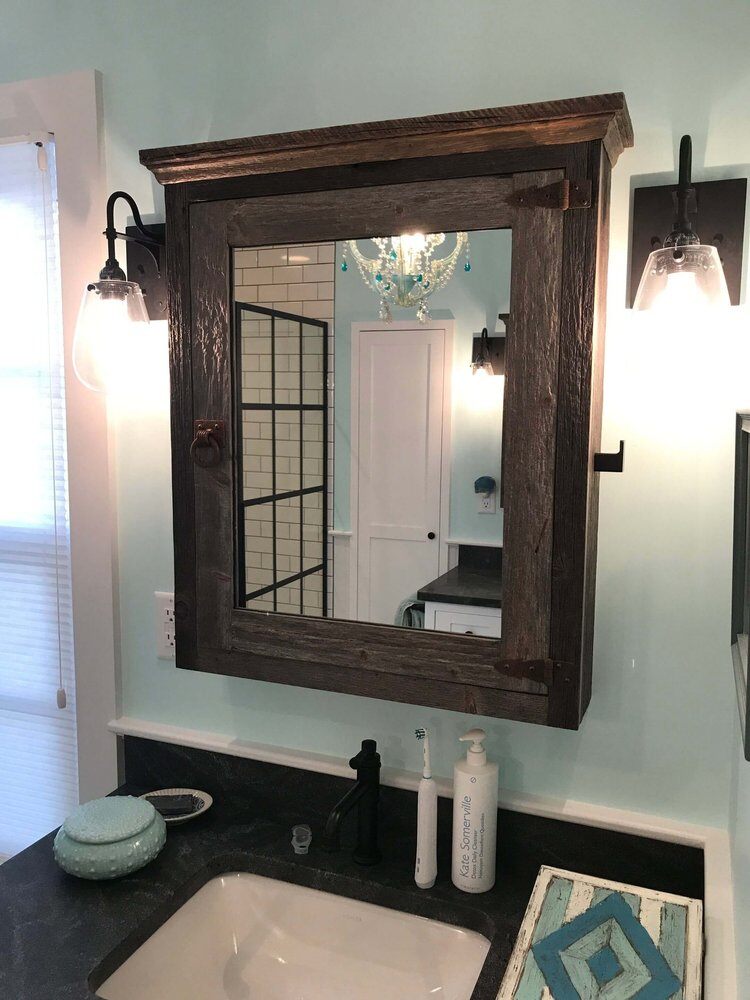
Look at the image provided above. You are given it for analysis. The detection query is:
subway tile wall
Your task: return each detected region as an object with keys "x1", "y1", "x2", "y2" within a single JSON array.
[{"x1": 234, "y1": 244, "x2": 335, "y2": 618}]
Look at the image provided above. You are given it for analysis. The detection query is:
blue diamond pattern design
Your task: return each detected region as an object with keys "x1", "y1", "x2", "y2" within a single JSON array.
[
  {"x1": 588, "y1": 944, "x2": 622, "y2": 986},
  {"x1": 532, "y1": 892, "x2": 682, "y2": 999}
]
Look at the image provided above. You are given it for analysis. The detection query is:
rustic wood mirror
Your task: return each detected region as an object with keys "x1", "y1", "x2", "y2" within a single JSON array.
[{"x1": 141, "y1": 93, "x2": 633, "y2": 730}]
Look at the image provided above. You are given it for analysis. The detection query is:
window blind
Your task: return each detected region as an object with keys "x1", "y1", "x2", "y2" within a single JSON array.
[{"x1": 0, "y1": 137, "x2": 78, "y2": 858}]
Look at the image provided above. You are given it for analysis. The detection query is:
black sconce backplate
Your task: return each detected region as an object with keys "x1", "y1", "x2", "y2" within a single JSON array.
[
  {"x1": 126, "y1": 222, "x2": 167, "y2": 320},
  {"x1": 629, "y1": 177, "x2": 747, "y2": 307},
  {"x1": 471, "y1": 335, "x2": 506, "y2": 375}
]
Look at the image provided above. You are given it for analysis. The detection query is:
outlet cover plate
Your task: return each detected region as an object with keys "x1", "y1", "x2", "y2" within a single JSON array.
[
  {"x1": 478, "y1": 493, "x2": 496, "y2": 514},
  {"x1": 154, "y1": 591, "x2": 175, "y2": 660}
]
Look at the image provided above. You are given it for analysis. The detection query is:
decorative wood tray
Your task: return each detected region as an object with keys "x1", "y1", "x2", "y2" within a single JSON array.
[{"x1": 498, "y1": 866, "x2": 703, "y2": 999}]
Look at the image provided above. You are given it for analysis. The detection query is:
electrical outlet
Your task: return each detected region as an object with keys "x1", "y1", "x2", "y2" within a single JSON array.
[
  {"x1": 154, "y1": 591, "x2": 175, "y2": 660},
  {"x1": 478, "y1": 492, "x2": 496, "y2": 514}
]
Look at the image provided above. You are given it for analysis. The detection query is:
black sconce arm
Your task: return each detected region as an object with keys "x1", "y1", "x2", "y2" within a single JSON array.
[
  {"x1": 665, "y1": 135, "x2": 699, "y2": 249},
  {"x1": 100, "y1": 190, "x2": 165, "y2": 281}
]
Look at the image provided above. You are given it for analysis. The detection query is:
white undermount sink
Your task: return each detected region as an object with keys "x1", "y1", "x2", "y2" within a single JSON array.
[{"x1": 97, "y1": 871, "x2": 490, "y2": 1000}]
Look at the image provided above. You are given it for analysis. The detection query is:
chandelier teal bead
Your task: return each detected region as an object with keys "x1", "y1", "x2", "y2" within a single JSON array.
[{"x1": 341, "y1": 231, "x2": 469, "y2": 323}]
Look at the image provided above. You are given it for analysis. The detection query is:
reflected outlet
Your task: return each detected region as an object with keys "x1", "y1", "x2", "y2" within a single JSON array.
[{"x1": 478, "y1": 493, "x2": 496, "y2": 514}]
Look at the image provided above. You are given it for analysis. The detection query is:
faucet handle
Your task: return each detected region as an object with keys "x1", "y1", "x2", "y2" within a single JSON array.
[{"x1": 349, "y1": 739, "x2": 380, "y2": 771}]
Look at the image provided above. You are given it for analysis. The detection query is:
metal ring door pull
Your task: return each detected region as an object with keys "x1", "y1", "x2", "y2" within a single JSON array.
[{"x1": 190, "y1": 419, "x2": 225, "y2": 468}]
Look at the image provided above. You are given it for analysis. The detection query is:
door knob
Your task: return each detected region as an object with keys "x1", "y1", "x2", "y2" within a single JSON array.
[{"x1": 427, "y1": 532, "x2": 436, "y2": 540}]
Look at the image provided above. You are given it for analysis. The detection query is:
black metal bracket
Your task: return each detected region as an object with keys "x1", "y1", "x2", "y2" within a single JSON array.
[
  {"x1": 471, "y1": 329, "x2": 506, "y2": 376},
  {"x1": 99, "y1": 190, "x2": 162, "y2": 278},
  {"x1": 497, "y1": 659, "x2": 557, "y2": 686},
  {"x1": 594, "y1": 440, "x2": 625, "y2": 473},
  {"x1": 508, "y1": 178, "x2": 592, "y2": 210},
  {"x1": 126, "y1": 223, "x2": 167, "y2": 320},
  {"x1": 97, "y1": 190, "x2": 167, "y2": 320},
  {"x1": 496, "y1": 659, "x2": 578, "y2": 688}
]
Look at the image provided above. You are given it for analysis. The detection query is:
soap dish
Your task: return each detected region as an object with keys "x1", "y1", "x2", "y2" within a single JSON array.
[{"x1": 139, "y1": 788, "x2": 213, "y2": 825}]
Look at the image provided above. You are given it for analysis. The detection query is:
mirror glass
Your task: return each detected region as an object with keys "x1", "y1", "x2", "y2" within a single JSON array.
[{"x1": 233, "y1": 229, "x2": 511, "y2": 636}]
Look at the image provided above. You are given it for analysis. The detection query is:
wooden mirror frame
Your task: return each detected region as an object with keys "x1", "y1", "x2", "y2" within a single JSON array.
[{"x1": 141, "y1": 93, "x2": 633, "y2": 730}]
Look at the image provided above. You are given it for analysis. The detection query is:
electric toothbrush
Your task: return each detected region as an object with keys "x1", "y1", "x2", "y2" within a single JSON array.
[{"x1": 414, "y1": 727, "x2": 438, "y2": 889}]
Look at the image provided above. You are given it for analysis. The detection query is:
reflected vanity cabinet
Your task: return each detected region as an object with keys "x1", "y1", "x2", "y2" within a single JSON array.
[{"x1": 141, "y1": 93, "x2": 633, "y2": 730}]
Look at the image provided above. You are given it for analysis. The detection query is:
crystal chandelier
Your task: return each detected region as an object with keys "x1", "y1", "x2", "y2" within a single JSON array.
[{"x1": 341, "y1": 231, "x2": 470, "y2": 322}]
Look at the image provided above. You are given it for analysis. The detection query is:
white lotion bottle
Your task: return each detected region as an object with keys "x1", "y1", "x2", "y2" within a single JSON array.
[{"x1": 451, "y1": 728, "x2": 498, "y2": 893}]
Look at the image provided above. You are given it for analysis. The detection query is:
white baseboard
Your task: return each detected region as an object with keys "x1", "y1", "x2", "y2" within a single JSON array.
[{"x1": 109, "y1": 715, "x2": 736, "y2": 998}]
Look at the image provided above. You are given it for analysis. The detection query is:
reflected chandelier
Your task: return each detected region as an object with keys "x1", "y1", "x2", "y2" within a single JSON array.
[{"x1": 341, "y1": 232, "x2": 470, "y2": 323}]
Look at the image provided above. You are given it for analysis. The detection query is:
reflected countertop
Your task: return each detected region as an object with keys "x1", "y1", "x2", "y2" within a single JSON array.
[{"x1": 417, "y1": 565, "x2": 502, "y2": 608}]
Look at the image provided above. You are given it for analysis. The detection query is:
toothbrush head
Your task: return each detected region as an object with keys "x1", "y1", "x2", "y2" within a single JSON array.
[{"x1": 415, "y1": 727, "x2": 432, "y2": 777}]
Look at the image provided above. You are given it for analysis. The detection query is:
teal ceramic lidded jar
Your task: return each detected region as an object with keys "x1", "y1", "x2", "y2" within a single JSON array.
[{"x1": 53, "y1": 796, "x2": 166, "y2": 880}]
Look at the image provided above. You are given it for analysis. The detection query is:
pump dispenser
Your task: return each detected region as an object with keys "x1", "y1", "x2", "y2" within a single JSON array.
[
  {"x1": 460, "y1": 728, "x2": 488, "y2": 765},
  {"x1": 451, "y1": 728, "x2": 498, "y2": 893}
]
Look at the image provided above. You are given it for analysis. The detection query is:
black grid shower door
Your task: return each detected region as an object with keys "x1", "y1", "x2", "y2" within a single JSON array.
[{"x1": 235, "y1": 302, "x2": 328, "y2": 617}]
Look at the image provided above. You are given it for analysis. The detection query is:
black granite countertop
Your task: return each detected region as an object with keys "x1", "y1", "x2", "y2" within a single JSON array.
[
  {"x1": 417, "y1": 565, "x2": 502, "y2": 608},
  {"x1": 0, "y1": 737, "x2": 704, "y2": 1000}
]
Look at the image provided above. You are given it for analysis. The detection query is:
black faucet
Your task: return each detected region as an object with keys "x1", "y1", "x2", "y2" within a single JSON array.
[{"x1": 324, "y1": 739, "x2": 381, "y2": 865}]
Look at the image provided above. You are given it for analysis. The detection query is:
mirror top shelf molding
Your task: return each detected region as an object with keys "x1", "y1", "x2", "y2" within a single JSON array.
[{"x1": 140, "y1": 92, "x2": 633, "y2": 185}]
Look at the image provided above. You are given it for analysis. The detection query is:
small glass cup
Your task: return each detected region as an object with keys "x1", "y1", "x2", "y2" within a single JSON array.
[{"x1": 291, "y1": 824, "x2": 313, "y2": 855}]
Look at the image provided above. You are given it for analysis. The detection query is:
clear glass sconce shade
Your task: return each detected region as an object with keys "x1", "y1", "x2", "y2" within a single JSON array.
[
  {"x1": 633, "y1": 244, "x2": 730, "y2": 313},
  {"x1": 471, "y1": 360, "x2": 493, "y2": 377},
  {"x1": 73, "y1": 279, "x2": 150, "y2": 392}
]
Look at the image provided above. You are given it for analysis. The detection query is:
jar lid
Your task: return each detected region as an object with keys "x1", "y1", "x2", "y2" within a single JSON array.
[{"x1": 62, "y1": 796, "x2": 157, "y2": 845}]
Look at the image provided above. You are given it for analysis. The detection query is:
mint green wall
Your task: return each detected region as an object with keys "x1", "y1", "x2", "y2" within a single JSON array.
[
  {"x1": 730, "y1": 721, "x2": 750, "y2": 989},
  {"x1": 332, "y1": 230, "x2": 510, "y2": 541},
  {"x1": 4, "y1": 5, "x2": 750, "y2": 975}
]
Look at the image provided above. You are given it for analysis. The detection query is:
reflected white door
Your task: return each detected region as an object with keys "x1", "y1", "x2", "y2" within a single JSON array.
[{"x1": 353, "y1": 325, "x2": 449, "y2": 625}]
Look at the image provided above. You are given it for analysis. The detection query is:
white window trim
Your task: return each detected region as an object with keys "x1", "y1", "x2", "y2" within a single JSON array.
[{"x1": 0, "y1": 70, "x2": 119, "y2": 802}]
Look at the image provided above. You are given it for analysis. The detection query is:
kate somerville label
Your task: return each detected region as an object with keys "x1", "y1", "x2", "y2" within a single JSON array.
[{"x1": 457, "y1": 794, "x2": 487, "y2": 881}]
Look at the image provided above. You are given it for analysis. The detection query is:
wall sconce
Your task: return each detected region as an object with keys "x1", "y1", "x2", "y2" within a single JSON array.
[
  {"x1": 73, "y1": 191, "x2": 166, "y2": 392},
  {"x1": 630, "y1": 135, "x2": 746, "y2": 311},
  {"x1": 471, "y1": 321, "x2": 506, "y2": 377}
]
